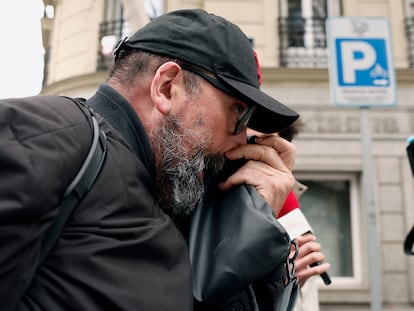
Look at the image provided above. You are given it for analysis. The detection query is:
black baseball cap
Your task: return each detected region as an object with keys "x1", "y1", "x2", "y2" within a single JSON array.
[{"x1": 114, "y1": 9, "x2": 299, "y2": 133}]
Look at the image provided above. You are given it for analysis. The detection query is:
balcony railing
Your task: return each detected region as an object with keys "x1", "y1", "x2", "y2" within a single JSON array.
[
  {"x1": 97, "y1": 19, "x2": 129, "y2": 71},
  {"x1": 278, "y1": 17, "x2": 328, "y2": 68},
  {"x1": 405, "y1": 16, "x2": 414, "y2": 68}
]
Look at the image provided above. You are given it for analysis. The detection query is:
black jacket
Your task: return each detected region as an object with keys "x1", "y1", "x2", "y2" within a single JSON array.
[{"x1": 0, "y1": 84, "x2": 193, "y2": 311}]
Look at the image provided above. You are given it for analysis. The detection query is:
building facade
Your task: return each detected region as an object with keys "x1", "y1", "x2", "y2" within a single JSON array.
[{"x1": 41, "y1": 0, "x2": 414, "y2": 310}]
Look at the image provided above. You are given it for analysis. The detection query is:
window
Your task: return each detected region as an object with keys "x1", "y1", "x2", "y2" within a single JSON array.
[
  {"x1": 296, "y1": 173, "x2": 362, "y2": 285},
  {"x1": 97, "y1": 0, "x2": 165, "y2": 71},
  {"x1": 405, "y1": 0, "x2": 414, "y2": 67},
  {"x1": 145, "y1": 0, "x2": 164, "y2": 20},
  {"x1": 98, "y1": 0, "x2": 130, "y2": 70},
  {"x1": 285, "y1": 0, "x2": 327, "y2": 48},
  {"x1": 406, "y1": 0, "x2": 414, "y2": 16},
  {"x1": 278, "y1": 0, "x2": 342, "y2": 67}
]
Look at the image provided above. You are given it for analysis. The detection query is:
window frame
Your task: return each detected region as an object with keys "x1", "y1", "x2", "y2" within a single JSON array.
[
  {"x1": 405, "y1": 0, "x2": 414, "y2": 67},
  {"x1": 294, "y1": 171, "x2": 363, "y2": 288},
  {"x1": 278, "y1": 0, "x2": 342, "y2": 67},
  {"x1": 405, "y1": 0, "x2": 414, "y2": 16}
]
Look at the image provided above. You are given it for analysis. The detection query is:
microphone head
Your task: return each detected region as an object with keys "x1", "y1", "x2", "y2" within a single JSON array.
[
  {"x1": 277, "y1": 208, "x2": 313, "y2": 240},
  {"x1": 277, "y1": 191, "x2": 300, "y2": 218}
]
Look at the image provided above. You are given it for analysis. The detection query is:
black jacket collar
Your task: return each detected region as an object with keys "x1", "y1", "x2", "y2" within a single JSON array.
[{"x1": 87, "y1": 83, "x2": 155, "y2": 178}]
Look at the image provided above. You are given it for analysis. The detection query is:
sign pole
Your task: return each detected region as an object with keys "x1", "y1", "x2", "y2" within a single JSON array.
[
  {"x1": 360, "y1": 107, "x2": 382, "y2": 311},
  {"x1": 327, "y1": 17, "x2": 396, "y2": 310}
]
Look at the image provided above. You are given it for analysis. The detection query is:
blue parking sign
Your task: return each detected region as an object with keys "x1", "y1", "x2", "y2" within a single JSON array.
[
  {"x1": 327, "y1": 17, "x2": 396, "y2": 107},
  {"x1": 336, "y1": 38, "x2": 389, "y2": 87}
]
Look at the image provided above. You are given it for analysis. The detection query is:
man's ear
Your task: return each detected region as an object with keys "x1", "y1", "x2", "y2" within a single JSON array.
[{"x1": 150, "y1": 62, "x2": 182, "y2": 115}]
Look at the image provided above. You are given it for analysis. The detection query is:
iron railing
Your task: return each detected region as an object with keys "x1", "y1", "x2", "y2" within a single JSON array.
[
  {"x1": 405, "y1": 16, "x2": 414, "y2": 68},
  {"x1": 96, "y1": 16, "x2": 414, "y2": 71},
  {"x1": 278, "y1": 16, "x2": 328, "y2": 68},
  {"x1": 97, "y1": 19, "x2": 128, "y2": 71}
]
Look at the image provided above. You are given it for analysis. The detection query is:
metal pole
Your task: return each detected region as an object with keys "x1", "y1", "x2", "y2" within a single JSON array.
[{"x1": 360, "y1": 107, "x2": 382, "y2": 311}]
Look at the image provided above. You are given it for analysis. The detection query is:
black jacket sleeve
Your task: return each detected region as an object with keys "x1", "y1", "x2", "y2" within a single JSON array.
[{"x1": 0, "y1": 96, "x2": 92, "y2": 309}]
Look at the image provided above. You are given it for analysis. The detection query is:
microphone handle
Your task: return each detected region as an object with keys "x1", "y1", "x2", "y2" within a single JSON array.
[
  {"x1": 309, "y1": 262, "x2": 332, "y2": 285},
  {"x1": 406, "y1": 136, "x2": 414, "y2": 177}
]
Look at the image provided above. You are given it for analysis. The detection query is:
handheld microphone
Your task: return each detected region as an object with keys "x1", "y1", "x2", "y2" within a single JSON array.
[{"x1": 278, "y1": 206, "x2": 332, "y2": 285}]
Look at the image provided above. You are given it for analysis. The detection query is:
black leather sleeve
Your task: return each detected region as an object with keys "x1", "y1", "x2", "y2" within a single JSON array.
[{"x1": 0, "y1": 96, "x2": 92, "y2": 310}]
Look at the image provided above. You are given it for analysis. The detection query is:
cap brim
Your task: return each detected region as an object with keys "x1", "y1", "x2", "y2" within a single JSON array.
[{"x1": 218, "y1": 75, "x2": 299, "y2": 133}]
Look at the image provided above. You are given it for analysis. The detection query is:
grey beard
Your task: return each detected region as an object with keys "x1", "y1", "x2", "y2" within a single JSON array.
[{"x1": 151, "y1": 116, "x2": 225, "y2": 216}]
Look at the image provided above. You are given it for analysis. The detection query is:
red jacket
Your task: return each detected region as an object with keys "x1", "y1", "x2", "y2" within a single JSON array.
[{"x1": 277, "y1": 191, "x2": 300, "y2": 218}]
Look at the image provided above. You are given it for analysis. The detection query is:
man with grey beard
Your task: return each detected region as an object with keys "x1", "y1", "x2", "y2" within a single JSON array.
[
  {"x1": 0, "y1": 9, "x2": 298, "y2": 311},
  {"x1": 152, "y1": 113, "x2": 226, "y2": 216}
]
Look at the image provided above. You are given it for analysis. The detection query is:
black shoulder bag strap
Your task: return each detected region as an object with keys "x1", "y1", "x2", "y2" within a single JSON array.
[
  {"x1": 9, "y1": 98, "x2": 107, "y2": 311},
  {"x1": 39, "y1": 98, "x2": 108, "y2": 263}
]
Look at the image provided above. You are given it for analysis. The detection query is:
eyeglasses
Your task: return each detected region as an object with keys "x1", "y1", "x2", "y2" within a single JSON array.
[
  {"x1": 234, "y1": 104, "x2": 256, "y2": 135},
  {"x1": 178, "y1": 62, "x2": 256, "y2": 135}
]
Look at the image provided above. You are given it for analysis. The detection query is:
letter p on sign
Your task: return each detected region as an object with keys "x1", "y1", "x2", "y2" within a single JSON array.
[{"x1": 341, "y1": 41, "x2": 376, "y2": 84}]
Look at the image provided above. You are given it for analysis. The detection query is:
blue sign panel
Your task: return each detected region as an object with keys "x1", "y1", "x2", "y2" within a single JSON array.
[{"x1": 336, "y1": 38, "x2": 389, "y2": 87}]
